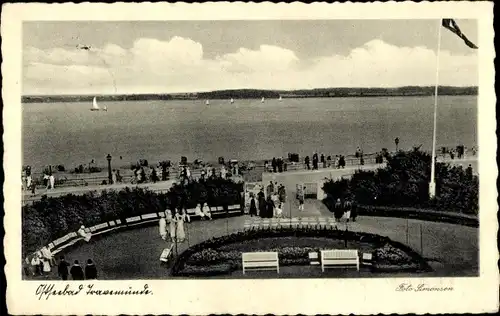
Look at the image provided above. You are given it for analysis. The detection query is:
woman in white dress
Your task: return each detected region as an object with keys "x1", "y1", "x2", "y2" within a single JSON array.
[
  {"x1": 274, "y1": 202, "x2": 284, "y2": 218},
  {"x1": 49, "y1": 174, "x2": 55, "y2": 189},
  {"x1": 166, "y1": 209, "x2": 175, "y2": 241},
  {"x1": 194, "y1": 203, "x2": 204, "y2": 219},
  {"x1": 77, "y1": 225, "x2": 92, "y2": 242},
  {"x1": 159, "y1": 213, "x2": 167, "y2": 240},
  {"x1": 175, "y1": 209, "x2": 190, "y2": 242},
  {"x1": 202, "y1": 202, "x2": 212, "y2": 220},
  {"x1": 42, "y1": 258, "x2": 51, "y2": 275}
]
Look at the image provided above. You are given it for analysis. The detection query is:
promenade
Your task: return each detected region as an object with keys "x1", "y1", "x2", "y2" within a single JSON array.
[{"x1": 22, "y1": 156, "x2": 477, "y2": 205}]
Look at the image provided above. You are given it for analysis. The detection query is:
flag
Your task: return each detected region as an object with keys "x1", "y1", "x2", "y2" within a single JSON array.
[{"x1": 442, "y1": 19, "x2": 478, "y2": 49}]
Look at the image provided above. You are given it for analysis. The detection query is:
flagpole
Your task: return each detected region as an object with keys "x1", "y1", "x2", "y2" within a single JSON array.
[{"x1": 429, "y1": 19, "x2": 442, "y2": 198}]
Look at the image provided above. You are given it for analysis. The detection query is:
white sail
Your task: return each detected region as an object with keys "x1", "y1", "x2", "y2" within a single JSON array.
[
  {"x1": 230, "y1": 98, "x2": 234, "y2": 104},
  {"x1": 261, "y1": 97, "x2": 265, "y2": 103},
  {"x1": 91, "y1": 97, "x2": 100, "y2": 110},
  {"x1": 279, "y1": 96, "x2": 282, "y2": 101},
  {"x1": 205, "y1": 99, "x2": 210, "y2": 105},
  {"x1": 103, "y1": 105, "x2": 108, "y2": 111}
]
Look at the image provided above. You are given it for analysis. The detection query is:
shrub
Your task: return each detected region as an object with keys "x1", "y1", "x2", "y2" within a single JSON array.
[
  {"x1": 322, "y1": 149, "x2": 478, "y2": 214},
  {"x1": 22, "y1": 179, "x2": 243, "y2": 257}
]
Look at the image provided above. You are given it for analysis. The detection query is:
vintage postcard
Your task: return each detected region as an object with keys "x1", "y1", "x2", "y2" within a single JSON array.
[{"x1": 3, "y1": 1, "x2": 498, "y2": 314}]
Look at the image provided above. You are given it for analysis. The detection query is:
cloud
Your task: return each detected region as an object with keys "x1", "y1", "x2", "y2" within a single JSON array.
[{"x1": 23, "y1": 37, "x2": 478, "y2": 95}]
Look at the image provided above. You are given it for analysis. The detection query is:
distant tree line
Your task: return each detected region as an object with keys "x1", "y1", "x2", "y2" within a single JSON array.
[{"x1": 22, "y1": 86, "x2": 478, "y2": 103}]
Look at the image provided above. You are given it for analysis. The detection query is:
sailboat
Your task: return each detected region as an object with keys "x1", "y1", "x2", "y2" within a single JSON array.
[
  {"x1": 261, "y1": 97, "x2": 265, "y2": 103},
  {"x1": 205, "y1": 99, "x2": 210, "y2": 105},
  {"x1": 103, "y1": 105, "x2": 108, "y2": 112},
  {"x1": 279, "y1": 95, "x2": 283, "y2": 101},
  {"x1": 90, "y1": 97, "x2": 100, "y2": 111},
  {"x1": 230, "y1": 98, "x2": 234, "y2": 104}
]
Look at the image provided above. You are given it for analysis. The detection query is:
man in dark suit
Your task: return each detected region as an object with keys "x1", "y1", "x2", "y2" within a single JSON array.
[
  {"x1": 70, "y1": 260, "x2": 84, "y2": 280},
  {"x1": 85, "y1": 259, "x2": 98, "y2": 280},
  {"x1": 57, "y1": 256, "x2": 70, "y2": 280}
]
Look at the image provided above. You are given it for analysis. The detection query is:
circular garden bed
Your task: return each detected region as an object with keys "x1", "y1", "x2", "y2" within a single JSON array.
[{"x1": 171, "y1": 227, "x2": 432, "y2": 277}]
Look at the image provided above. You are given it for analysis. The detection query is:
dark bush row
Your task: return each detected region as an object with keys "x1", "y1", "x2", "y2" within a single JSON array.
[
  {"x1": 22, "y1": 178, "x2": 244, "y2": 257},
  {"x1": 171, "y1": 226, "x2": 431, "y2": 276},
  {"x1": 322, "y1": 149, "x2": 478, "y2": 215}
]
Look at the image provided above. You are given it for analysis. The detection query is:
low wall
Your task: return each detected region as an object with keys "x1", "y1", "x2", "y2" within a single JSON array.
[{"x1": 355, "y1": 205, "x2": 478, "y2": 227}]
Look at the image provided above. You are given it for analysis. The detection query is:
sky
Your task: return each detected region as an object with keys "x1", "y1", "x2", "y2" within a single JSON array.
[{"x1": 22, "y1": 20, "x2": 478, "y2": 95}]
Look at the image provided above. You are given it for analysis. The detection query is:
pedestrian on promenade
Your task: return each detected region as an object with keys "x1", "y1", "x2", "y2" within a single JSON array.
[
  {"x1": 165, "y1": 209, "x2": 175, "y2": 241},
  {"x1": 466, "y1": 164, "x2": 473, "y2": 180},
  {"x1": 326, "y1": 155, "x2": 332, "y2": 167},
  {"x1": 298, "y1": 195, "x2": 304, "y2": 212},
  {"x1": 312, "y1": 152, "x2": 318, "y2": 170},
  {"x1": 321, "y1": 154, "x2": 325, "y2": 168},
  {"x1": 272, "y1": 157, "x2": 277, "y2": 173},
  {"x1": 334, "y1": 198, "x2": 344, "y2": 221},
  {"x1": 85, "y1": 259, "x2": 98, "y2": 280},
  {"x1": 57, "y1": 256, "x2": 70, "y2": 280},
  {"x1": 70, "y1": 260, "x2": 85, "y2": 280},
  {"x1": 111, "y1": 169, "x2": 117, "y2": 184},
  {"x1": 265, "y1": 195, "x2": 275, "y2": 218},
  {"x1": 249, "y1": 194, "x2": 257, "y2": 217},
  {"x1": 159, "y1": 213, "x2": 168, "y2": 240},
  {"x1": 151, "y1": 167, "x2": 158, "y2": 183},
  {"x1": 338, "y1": 155, "x2": 346, "y2": 169},
  {"x1": 305, "y1": 156, "x2": 310, "y2": 170},
  {"x1": 344, "y1": 199, "x2": 352, "y2": 222},
  {"x1": 258, "y1": 189, "x2": 266, "y2": 217}
]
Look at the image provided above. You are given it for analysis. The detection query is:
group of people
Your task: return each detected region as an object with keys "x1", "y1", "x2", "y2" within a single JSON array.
[
  {"x1": 305, "y1": 152, "x2": 347, "y2": 170},
  {"x1": 248, "y1": 181, "x2": 287, "y2": 218},
  {"x1": 441, "y1": 145, "x2": 477, "y2": 160},
  {"x1": 333, "y1": 198, "x2": 357, "y2": 222},
  {"x1": 265, "y1": 157, "x2": 288, "y2": 173},
  {"x1": 58, "y1": 257, "x2": 98, "y2": 280},
  {"x1": 158, "y1": 209, "x2": 191, "y2": 242},
  {"x1": 25, "y1": 248, "x2": 98, "y2": 280}
]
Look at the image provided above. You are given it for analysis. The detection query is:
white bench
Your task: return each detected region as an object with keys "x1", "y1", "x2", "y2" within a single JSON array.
[
  {"x1": 242, "y1": 252, "x2": 279, "y2": 274},
  {"x1": 160, "y1": 244, "x2": 174, "y2": 263},
  {"x1": 320, "y1": 249, "x2": 360, "y2": 272}
]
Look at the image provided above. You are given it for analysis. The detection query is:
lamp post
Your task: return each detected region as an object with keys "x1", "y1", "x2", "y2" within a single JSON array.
[{"x1": 106, "y1": 154, "x2": 112, "y2": 184}]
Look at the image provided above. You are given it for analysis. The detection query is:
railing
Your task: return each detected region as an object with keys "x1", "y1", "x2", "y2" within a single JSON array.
[{"x1": 22, "y1": 149, "x2": 477, "y2": 191}]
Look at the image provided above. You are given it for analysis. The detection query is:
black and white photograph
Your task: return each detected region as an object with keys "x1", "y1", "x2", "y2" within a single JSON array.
[{"x1": 3, "y1": 2, "x2": 498, "y2": 315}]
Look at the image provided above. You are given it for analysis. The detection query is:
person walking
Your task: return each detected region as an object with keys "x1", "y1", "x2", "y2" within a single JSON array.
[
  {"x1": 258, "y1": 189, "x2": 266, "y2": 217},
  {"x1": 333, "y1": 198, "x2": 344, "y2": 222},
  {"x1": 305, "y1": 156, "x2": 310, "y2": 170},
  {"x1": 57, "y1": 256, "x2": 70, "y2": 280},
  {"x1": 84, "y1": 259, "x2": 98, "y2": 280},
  {"x1": 344, "y1": 199, "x2": 352, "y2": 222},
  {"x1": 265, "y1": 196, "x2": 275, "y2": 218},
  {"x1": 249, "y1": 195, "x2": 258, "y2": 217},
  {"x1": 70, "y1": 260, "x2": 85, "y2": 280},
  {"x1": 159, "y1": 213, "x2": 168, "y2": 240},
  {"x1": 166, "y1": 209, "x2": 175, "y2": 242}
]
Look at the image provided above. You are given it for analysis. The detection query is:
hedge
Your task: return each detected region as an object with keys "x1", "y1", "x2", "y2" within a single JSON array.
[
  {"x1": 22, "y1": 178, "x2": 244, "y2": 257},
  {"x1": 322, "y1": 148, "x2": 478, "y2": 215},
  {"x1": 171, "y1": 226, "x2": 431, "y2": 276}
]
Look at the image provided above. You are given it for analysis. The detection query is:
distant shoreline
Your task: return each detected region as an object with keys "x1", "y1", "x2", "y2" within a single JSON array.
[{"x1": 22, "y1": 86, "x2": 477, "y2": 103}]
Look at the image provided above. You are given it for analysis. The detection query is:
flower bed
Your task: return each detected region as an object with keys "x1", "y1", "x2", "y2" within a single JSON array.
[{"x1": 171, "y1": 227, "x2": 431, "y2": 276}]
